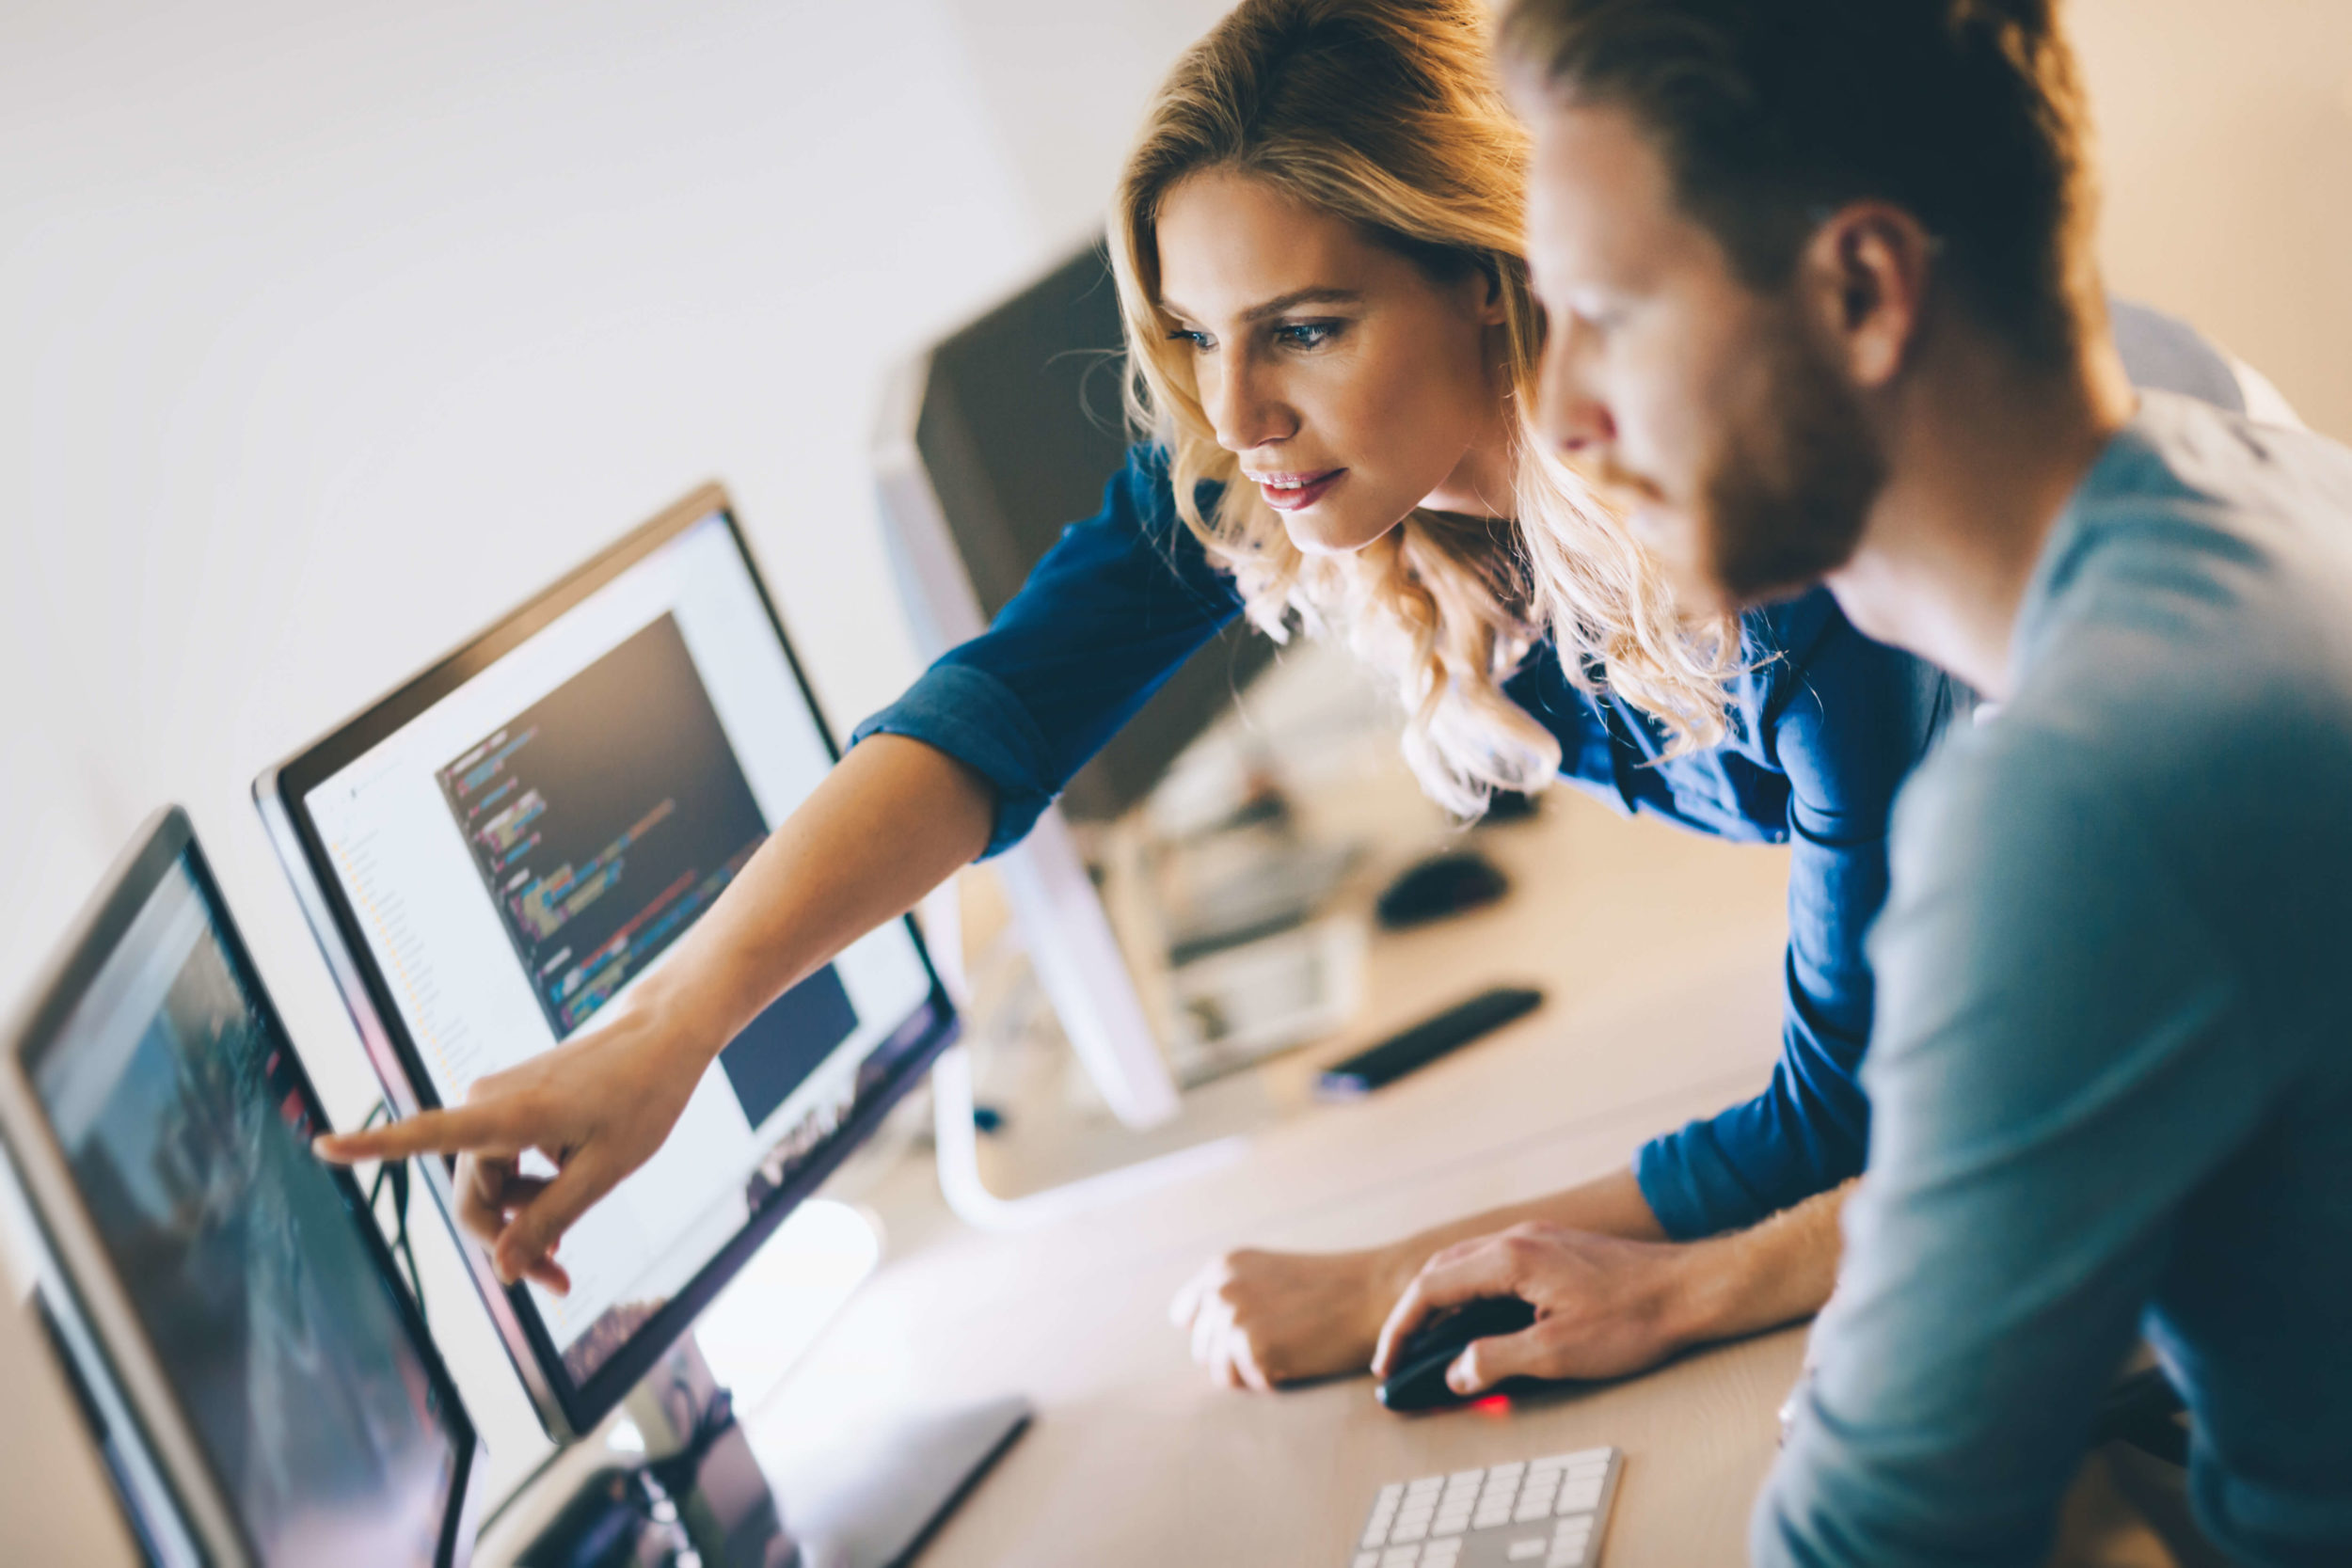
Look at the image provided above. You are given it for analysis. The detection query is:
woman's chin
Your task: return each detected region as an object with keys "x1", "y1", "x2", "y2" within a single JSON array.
[{"x1": 1279, "y1": 507, "x2": 1400, "y2": 557}]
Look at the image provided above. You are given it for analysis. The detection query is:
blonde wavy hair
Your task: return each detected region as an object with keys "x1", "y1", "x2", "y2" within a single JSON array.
[{"x1": 1109, "y1": 0, "x2": 1742, "y2": 815}]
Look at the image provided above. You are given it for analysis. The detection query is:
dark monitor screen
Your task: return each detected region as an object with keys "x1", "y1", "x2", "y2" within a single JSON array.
[
  {"x1": 910, "y1": 243, "x2": 1273, "y2": 822},
  {"x1": 0, "y1": 811, "x2": 480, "y2": 1567},
  {"x1": 255, "y1": 486, "x2": 960, "y2": 1440}
]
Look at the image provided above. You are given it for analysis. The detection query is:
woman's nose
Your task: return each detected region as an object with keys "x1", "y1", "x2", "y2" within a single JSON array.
[{"x1": 1205, "y1": 356, "x2": 1292, "y2": 454}]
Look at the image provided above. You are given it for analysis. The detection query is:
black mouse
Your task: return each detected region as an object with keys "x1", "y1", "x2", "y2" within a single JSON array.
[
  {"x1": 1376, "y1": 1296, "x2": 1537, "y2": 1412},
  {"x1": 1376, "y1": 849, "x2": 1508, "y2": 929}
]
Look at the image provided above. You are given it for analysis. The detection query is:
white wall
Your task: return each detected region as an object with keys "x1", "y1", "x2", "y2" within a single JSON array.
[
  {"x1": 0, "y1": 0, "x2": 1060, "y2": 1500},
  {"x1": 2, "y1": 0, "x2": 2346, "y2": 1510}
]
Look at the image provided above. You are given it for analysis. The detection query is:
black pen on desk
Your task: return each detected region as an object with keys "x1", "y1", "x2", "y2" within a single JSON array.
[{"x1": 1314, "y1": 985, "x2": 1544, "y2": 1101}]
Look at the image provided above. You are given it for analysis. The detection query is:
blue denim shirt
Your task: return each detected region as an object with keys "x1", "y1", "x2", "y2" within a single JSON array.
[
  {"x1": 1756, "y1": 395, "x2": 2352, "y2": 1568},
  {"x1": 855, "y1": 303, "x2": 2237, "y2": 1242},
  {"x1": 856, "y1": 443, "x2": 1957, "y2": 1240}
]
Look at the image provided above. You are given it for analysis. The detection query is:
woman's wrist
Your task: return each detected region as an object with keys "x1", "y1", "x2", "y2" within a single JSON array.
[{"x1": 621, "y1": 955, "x2": 754, "y2": 1073}]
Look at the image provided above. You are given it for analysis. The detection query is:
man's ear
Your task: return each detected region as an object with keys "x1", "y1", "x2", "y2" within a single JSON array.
[{"x1": 1798, "y1": 202, "x2": 1934, "y2": 389}]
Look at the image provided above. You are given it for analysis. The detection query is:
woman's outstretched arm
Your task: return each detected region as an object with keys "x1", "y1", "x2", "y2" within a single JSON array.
[{"x1": 315, "y1": 734, "x2": 992, "y2": 1291}]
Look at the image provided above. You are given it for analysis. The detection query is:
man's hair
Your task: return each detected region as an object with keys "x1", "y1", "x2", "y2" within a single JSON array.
[{"x1": 1497, "y1": 0, "x2": 2099, "y2": 365}]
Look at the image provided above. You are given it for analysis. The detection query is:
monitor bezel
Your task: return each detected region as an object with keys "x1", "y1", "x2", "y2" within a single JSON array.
[
  {"x1": 252, "y1": 482, "x2": 961, "y2": 1441},
  {"x1": 0, "y1": 806, "x2": 487, "y2": 1568}
]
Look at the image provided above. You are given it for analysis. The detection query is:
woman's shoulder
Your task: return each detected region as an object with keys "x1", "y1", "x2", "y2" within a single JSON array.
[
  {"x1": 1111, "y1": 440, "x2": 1229, "y2": 522},
  {"x1": 1737, "y1": 587, "x2": 1965, "y2": 816}
]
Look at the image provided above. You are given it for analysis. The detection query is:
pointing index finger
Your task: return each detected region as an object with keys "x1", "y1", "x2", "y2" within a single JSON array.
[{"x1": 312, "y1": 1103, "x2": 517, "y2": 1165}]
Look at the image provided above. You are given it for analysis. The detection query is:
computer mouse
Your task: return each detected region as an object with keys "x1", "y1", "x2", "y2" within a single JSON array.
[
  {"x1": 1376, "y1": 1296, "x2": 1538, "y2": 1412},
  {"x1": 1375, "y1": 849, "x2": 1508, "y2": 929}
]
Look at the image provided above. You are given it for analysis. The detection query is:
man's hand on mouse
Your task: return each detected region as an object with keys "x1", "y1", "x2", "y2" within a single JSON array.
[
  {"x1": 1372, "y1": 1222, "x2": 1707, "y2": 1398},
  {"x1": 1170, "y1": 1246, "x2": 1409, "y2": 1390}
]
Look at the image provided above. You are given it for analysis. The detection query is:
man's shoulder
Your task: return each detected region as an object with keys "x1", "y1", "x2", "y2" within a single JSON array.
[
  {"x1": 2022, "y1": 398, "x2": 2352, "y2": 741},
  {"x1": 1903, "y1": 404, "x2": 2352, "y2": 919}
]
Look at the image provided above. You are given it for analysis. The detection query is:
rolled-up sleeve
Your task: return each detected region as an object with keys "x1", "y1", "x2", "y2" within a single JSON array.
[
  {"x1": 1633, "y1": 610, "x2": 1960, "y2": 1239},
  {"x1": 851, "y1": 446, "x2": 1246, "y2": 857}
]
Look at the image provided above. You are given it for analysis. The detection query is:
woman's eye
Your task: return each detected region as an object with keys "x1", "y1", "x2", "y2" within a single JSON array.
[
  {"x1": 1168, "y1": 328, "x2": 1213, "y2": 351},
  {"x1": 1275, "y1": 321, "x2": 1338, "y2": 349}
]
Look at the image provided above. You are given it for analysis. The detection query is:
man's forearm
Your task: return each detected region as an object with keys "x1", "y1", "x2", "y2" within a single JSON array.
[
  {"x1": 1663, "y1": 1179, "x2": 1853, "y2": 1348},
  {"x1": 1376, "y1": 1172, "x2": 1854, "y2": 1351}
]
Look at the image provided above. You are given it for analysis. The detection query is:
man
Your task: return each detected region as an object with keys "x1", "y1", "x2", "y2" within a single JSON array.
[
  {"x1": 1180, "y1": 284, "x2": 2271, "y2": 1397},
  {"x1": 1375, "y1": 1, "x2": 2352, "y2": 1562}
]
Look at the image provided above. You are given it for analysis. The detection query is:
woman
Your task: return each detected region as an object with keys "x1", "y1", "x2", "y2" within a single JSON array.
[{"x1": 319, "y1": 0, "x2": 2236, "y2": 1391}]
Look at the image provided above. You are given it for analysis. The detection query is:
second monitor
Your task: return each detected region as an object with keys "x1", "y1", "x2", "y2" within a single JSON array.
[{"x1": 256, "y1": 483, "x2": 961, "y2": 1441}]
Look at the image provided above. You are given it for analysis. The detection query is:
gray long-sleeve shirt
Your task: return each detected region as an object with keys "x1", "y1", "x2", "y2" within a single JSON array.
[{"x1": 1756, "y1": 391, "x2": 2352, "y2": 1568}]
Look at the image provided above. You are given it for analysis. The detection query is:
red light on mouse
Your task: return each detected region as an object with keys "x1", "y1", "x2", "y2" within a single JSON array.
[{"x1": 1473, "y1": 1395, "x2": 1513, "y2": 1417}]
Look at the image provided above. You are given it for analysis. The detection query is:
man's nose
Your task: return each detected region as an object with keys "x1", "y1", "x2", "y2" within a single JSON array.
[{"x1": 1536, "y1": 328, "x2": 1616, "y2": 454}]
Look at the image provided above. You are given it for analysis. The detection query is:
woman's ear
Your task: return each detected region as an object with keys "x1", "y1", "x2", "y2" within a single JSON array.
[{"x1": 1479, "y1": 261, "x2": 1510, "y2": 326}]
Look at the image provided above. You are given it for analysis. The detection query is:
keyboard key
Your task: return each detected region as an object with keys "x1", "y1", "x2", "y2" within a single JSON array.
[
  {"x1": 1360, "y1": 1449, "x2": 1617, "y2": 1568},
  {"x1": 1557, "y1": 1478, "x2": 1604, "y2": 1513},
  {"x1": 1547, "y1": 1449, "x2": 1613, "y2": 1469}
]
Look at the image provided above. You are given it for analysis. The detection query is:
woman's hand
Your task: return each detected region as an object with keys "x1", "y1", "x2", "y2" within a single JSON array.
[
  {"x1": 312, "y1": 994, "x2": 708, "y2": 1294},
  {"x1": 1371, "y1": 1223, "x2": 1704, "y2": 1398},
  {"x1": 1169, "y1": 1245, "x2": 1413, "y2": 1390},
  {"x1": 310, "y1": 736, "x2": 999, "y2": 1296}
]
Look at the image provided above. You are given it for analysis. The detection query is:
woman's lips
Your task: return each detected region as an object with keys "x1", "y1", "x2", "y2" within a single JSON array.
[{"x1": 1253, "y1": 468, "x2": 1345, "y2": 512}]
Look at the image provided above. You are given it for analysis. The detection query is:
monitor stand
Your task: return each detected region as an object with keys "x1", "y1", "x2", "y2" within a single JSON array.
[{"x1": 618, "y1": 1336, "x2": 1031, "y2": 1568}]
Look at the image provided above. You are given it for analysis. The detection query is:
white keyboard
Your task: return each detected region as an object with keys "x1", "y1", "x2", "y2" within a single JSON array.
[{"x1": 1350, "y1": 1447, "x2": 1622, "y2": 1568}]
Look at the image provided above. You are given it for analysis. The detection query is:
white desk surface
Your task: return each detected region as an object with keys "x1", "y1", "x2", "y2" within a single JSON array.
[
  {"x1": 765, "y1": 787, "x2": 1803, "y2": 1567},
  {"x1": 483, "y1": 784, "x2": 1810, "y2": 1565}
]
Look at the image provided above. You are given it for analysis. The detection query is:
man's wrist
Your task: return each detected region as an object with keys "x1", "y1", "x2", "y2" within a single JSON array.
[{"x1": 1648, "y1": 1231, "x2": 1754, "y2": 1353}]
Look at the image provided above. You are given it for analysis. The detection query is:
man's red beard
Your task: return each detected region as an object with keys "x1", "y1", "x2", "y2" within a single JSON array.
[{"x1": 1567, "y1": 309, "x2": 1886, "y2": 611}]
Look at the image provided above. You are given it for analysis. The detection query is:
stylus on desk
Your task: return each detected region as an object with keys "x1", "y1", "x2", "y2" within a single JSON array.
[{"x1": 1314, "y1": 985, "x2": 1545, "y2": 1100}]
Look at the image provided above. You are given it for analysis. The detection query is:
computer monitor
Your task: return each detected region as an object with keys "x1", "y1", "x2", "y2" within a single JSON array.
[
  {"x1": 0, "y1": 807, "x2": 486, "y2": 1568},
  {"x1": 253, "y1": 484, "x2": 961, "y2": 1442},
  {"x1": 875, "y1": 242, "x2": 1277, "y2": 1132},
  {"x1": 879, "y1": 240, "x2": 1273, "y2": 822}
]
